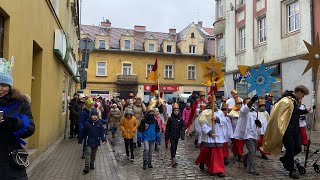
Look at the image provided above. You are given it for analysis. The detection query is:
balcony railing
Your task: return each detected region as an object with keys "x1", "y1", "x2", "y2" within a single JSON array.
[{"x1": 116, "y1": 75, "x2": 138, "y2": 85}]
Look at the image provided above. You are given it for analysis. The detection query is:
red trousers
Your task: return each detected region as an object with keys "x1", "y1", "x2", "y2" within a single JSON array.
[
  {"x1": 223, "y1": 142, "x2": 229, "y2": 158},
  {"x1": 300, "y1": 127, "x2": 308, "y2": 145},
  {"x1": 195, "y1": 146, "x2": 225, "y2": 173},
  {"x1": 257, "y1": 135, "x2": 271, "y2": 155},
  {"x1": 231, "y1": 139, "x2": 245, "y2": 156}
]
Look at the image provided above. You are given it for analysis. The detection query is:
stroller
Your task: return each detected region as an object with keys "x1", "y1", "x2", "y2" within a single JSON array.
[{"x1": 294, "y1": 103, "x2": 320, "y2": 174}]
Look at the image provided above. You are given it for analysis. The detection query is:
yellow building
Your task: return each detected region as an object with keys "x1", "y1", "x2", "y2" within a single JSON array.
[
  {"x1": 80, "y1": 21, "x2": 216, "y2": 102},
  {"x1": 0, "y1": 0, "x2": 80, "y2": 159}
]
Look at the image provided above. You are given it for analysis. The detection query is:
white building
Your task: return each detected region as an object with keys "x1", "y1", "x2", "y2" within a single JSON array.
[{"x1": 214, "y1": 0, "x2": 314, "y2": 107}]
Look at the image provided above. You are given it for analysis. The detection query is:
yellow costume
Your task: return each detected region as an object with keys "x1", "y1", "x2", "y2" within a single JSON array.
[{"x1": 261, "y1": 96, "x2": 295, "y2": 155}]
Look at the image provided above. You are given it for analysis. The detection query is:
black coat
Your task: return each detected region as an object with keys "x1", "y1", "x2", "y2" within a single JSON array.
[
  {"x1": 69, "y1": 98, "x2": 81, "y2": 120},
  {"x1": 165, "y1": 114, "x2": 185, "y2": 140},
  {"x1": 285, "y1": 94, "x2": 308, "y2": 135},
  {"x1": 178, "y1": 101, "x2": 186, "y2": 115},
  {"x1": 0, "y1": 91, "x2": 35, "y2": 178}
]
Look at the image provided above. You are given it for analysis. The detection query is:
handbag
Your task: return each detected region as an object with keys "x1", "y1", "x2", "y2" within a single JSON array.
[{"x1": 9, "y1": 149, "x2": 30, "y2": 169}]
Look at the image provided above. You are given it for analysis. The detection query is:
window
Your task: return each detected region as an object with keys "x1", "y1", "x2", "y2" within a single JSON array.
[
  {"x1": 239, "y1": 0, "x2": 245, "y2": 5},
  {"x1": 167, "y1": 45, "x2": 172, "y2": 53},
  {"x1": 191, "y1": 33, "x2": 195, "y2": 38},
  {"x1": 96, "y1": 62, "x2": 107, "y2": 76},
  {"x1": 149, "y1": 44, "x2": 154, "y2": 52},
  {"x1": 188, "y1": 65, "x2": 196, "y2": 80},
  {"x1": 219, "y1": 0, "x2": 224, "y2": 18},
  {"x1": 146, "y1": 64, "x2": 154, "y2": 77},
  {"x1": 239, "y1": 27, "x2": 246, "y2": 50},
  {"x1": 0, "y1": 15, "x2": 4, "y2": 58},
  {"x1": 77, "y1": 90, "x2": 84, "y2": 94},
  {"x1": 123, "y1": 63, "x2": 131, "y2": 75},
  {"x1": 125, "y1": 40, "x2": 131, "y2": 50},
  {"x1": 99, "y1": 40, "x2": 105, "y2": 49},
  {"x1": 165, "y1": 65, "x2": 173, "y2": 79},
  {"x1": 287, "y1": 1, "x2": 300, "y2": 33},
  {"x1": 189, "y1": 45, "x2": 196, "y2": 54},
  {"x1": 258, "y1": 16, "x2": 266, "y2": 43},
  {"x1": 218, "y1": 38, "x2": 224, "y2": 57}
]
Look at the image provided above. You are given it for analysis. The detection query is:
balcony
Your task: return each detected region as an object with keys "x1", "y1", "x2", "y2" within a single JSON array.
[
  {"x1": 116, "y1": 75, "x2": 138, "y2": 85},
  {"x1": 213, "y1": 19, "x2": 226, "y2": 35}
]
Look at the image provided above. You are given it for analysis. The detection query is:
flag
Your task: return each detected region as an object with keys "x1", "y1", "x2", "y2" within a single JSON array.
[{"x1": 147, "y1": 59, "x2": 158, "y2": 84}]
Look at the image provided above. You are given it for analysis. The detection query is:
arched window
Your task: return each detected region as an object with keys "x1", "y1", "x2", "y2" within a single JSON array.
[{"x1": 191, "y1": 32, "x2": 195, "y2": 38}]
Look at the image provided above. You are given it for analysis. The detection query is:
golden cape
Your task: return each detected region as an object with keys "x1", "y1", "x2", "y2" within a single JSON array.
[
  {"x1": 198, "y1": 109, "x2": 213, "y2": 125},
  {"x1": 260, "y1": 96, "x2": 294, "y2": 155}
]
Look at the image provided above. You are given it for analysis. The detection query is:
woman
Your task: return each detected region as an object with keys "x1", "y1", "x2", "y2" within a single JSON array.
[
  {"x1": 0, "y1": 57, "x2": 35, "y2": 179},
  {"x1": 132, "y1": 97, "x2": 146, "y2": 147},
  {"x1": 108, "y1": 104, "x2": 122, "y2": 139}
]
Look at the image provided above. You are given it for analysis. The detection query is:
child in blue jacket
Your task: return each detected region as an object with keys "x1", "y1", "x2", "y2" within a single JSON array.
[
  {"x1": 138, "y1": 107, "x2": 161, "y2": 170},
  {"x1": 78, "y1": 108, "x2": 106, "y2": 174}
]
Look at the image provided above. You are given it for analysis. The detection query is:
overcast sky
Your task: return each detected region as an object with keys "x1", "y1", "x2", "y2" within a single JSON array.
[{"x1": 81, "y1": 0, "x2": 215, "y2": 32}]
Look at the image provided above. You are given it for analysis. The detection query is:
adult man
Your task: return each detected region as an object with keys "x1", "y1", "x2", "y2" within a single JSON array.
[
  {"x1": 69, "y1": 93, "x2": 81, "y2": 138},
  {"x1": 261, "y1": 85, "x2": 310, "y2": 179},
  {"x1": 148, "y1": 90, "x2": 167, "y2": 122},
  {"x1": 187, "y1": 91, "x2": 198, "y2": 106},
  {"x1": 265, "y1": 93, "x2": 274, "y2": 114},
  {"x1": 178, "y1": 96, "x2": 186, "y2": 116},
  {"x1": 187, "y1": 91, "x2": 208, "y2": 145},
  {"x1": 226, "y1": 90, "x2": 243, "y2": 111}
]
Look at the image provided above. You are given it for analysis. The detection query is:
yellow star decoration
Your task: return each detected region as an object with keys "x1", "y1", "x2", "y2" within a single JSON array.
[
  {"x1": 301, "y1": 33, "x2": 320, "y2": 76},
  {"x1": 201, "y1": 57, "x2": 224, "y2": 90}
]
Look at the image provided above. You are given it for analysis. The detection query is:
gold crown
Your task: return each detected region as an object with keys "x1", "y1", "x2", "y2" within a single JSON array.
[
  {"x1": 172, "y1": 103, "x2": 179, "y2": 109},
  {"x1": 258, "y1": 99, "x2": 266, "y2": 106}
]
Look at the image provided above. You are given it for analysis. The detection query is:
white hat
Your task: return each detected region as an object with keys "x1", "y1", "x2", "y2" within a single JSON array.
[{"x1": 79, "y1": 94, "x2": 85, "y2": 99}]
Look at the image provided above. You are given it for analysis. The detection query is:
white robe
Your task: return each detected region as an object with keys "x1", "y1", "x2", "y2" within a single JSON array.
[
  {"x1": 234, "y1": 105, "x2": 260, "y2": 140},
  {"x1": 221, "y1": 115, "x2": 234, "y2": 142},
  {"x1": 199, "y1": 120, "x2": 225, "y2": 144},
  {"x1": 257, "y1": 111, "x2": 269, "y2": 135}
]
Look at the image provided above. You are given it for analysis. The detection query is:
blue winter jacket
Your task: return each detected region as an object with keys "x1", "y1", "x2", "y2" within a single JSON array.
[
  {"x1": 78, "y1": 119, "x2": 106, "y2": 147},
  {"x1": 79, "y1": 107, "x2": 107, "y2": 132},
  {"x1": 138, "y1": 115, "x2": 160, "y2": 143}
]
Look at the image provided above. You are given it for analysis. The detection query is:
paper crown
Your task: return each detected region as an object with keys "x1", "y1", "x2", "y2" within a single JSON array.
[
  {"x1": 0, "y1": 57, "x2": 14, "y2": 86},
  {"x1": 235, "y1": 98, "x2": 243, "y2": 104},
  {"x1": 258, "y1": 99, "x2": 266, "y2": 106},
  {"x1": 199, "y1": 91, "x2": 205, "y2": 96},
  {"x1": 221, "y1": 103, "x2": 228, "y2": 109},
  {"x1": 172, "y1": 103, "x2": 179, "y2": 109},
  {"x1": 154, "y1": 90, "x2": 159, "y2": 95}
]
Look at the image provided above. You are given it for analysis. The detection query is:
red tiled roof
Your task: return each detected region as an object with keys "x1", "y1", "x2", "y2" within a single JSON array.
[{"x1": 202, "y1": 27, "x2": 214, "y2": 35}]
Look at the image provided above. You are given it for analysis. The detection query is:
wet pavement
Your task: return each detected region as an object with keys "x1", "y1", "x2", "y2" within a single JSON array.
[{"x1": 27, "y1": 130, "x2": 320, "y2": 180}]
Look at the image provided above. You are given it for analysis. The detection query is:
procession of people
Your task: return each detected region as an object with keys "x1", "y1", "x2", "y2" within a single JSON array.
[{"x1": 70, "y1": 85, "x2": 313, "y2": 179}]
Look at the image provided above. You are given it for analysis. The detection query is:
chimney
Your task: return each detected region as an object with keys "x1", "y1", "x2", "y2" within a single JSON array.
[
  {"x1": 197, "y1": 21, "x2": 203, "y2": 28},
  {"x1": 101, "y1": 19, "x2": 111, "y2": 28},
  {"x1": 134, "y1": 25, "x2": 146, "y2": 32},
  {"x1": 169, "y1": 28, "x2": 176, "y2": 34}
]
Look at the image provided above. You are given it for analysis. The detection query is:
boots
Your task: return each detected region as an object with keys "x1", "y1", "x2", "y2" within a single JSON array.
[
  {"x1": 148, "y1": 162, "x2": 153, "y2": 168},
  {"x1": 90, "y1": 162, "x2": 95, "y2": 170},
  {"x1": 289, "y1": 170, "x2": 300, "y2": 179},
  {"x1": 83, "y1": 163, "x2": 90, "y2": 174},
  {"x1": 199, "y1": 163, "x2": 205, "y2": 171},
  {"x1": 143, "y1": 161, "x2": 148, "y2": 170},
  {"x1": 224, "y1": 158, "x2": 230, "y2": 166},
  {"x1": 194, "y1": 139, "x2": 198, "y2": 146}
]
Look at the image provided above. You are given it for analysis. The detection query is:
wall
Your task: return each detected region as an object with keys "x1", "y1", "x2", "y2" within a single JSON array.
[
  {"x1": 0, "y1": 0, "x2": 78, "y2": 155},
  {"x1": 178, "y1": 26, "x2": 204, "y2": 55}
]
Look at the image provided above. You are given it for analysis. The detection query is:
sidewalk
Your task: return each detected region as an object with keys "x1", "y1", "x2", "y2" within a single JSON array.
[{"x1": 27, "y1": 138, "x2": 119, "y2": 180}]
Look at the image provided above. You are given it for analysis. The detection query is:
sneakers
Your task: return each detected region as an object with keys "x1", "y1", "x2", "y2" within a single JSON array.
[
  {"x1": 289, "y1": 170, "x2": 300, "y2": 179},
  {"x1": 261, "y1": 154, "x2": 269, "y2": 160},
  {"x1": 130, "y1": 155, "x2": 134, "y2": 162},
  {"x1": 83, "y1": 164, "x2": 90, "y2": 174},
  {"x1": 280, "y1": 156, "x2": 290, "y2": 171}
]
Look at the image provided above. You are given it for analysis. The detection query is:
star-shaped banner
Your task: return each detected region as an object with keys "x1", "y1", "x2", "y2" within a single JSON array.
[
  {"x1": 201, "y1": 57, "x2": 224, "y2": 91},
  {"x1": 246, "y1": 61, "x2": 277, "y2": 96},
  {"x1": 301, "y1": 33, "x2": 320, "y2": 76}
]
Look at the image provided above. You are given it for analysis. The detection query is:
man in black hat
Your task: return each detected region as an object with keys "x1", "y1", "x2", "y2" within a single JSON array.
[{"x1": 69, "y1": 93, "x2": 81, "y2": 138}]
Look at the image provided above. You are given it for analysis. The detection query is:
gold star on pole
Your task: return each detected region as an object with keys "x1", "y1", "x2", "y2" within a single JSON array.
[
  {"x1": 201, "y1": 57, "x2": 224, "y2": 90},
  {"x1": 301, "y1": 33, "x2": 320, "y2": 76}
]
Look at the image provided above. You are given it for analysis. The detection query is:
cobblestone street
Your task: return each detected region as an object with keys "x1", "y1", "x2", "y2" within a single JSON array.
[{"x1": 28, "y1": 130, "x2": 320, "y2": 180}]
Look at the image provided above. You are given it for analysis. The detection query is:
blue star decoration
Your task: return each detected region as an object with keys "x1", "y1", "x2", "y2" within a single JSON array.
[{"x1": 246, "y1": 62, "x2": 277, "y2": 96}]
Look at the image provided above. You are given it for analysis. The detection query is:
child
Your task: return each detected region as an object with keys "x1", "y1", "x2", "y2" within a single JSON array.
[
  {"x1": 195, "y1": 103, "x2": 226, "y2": 177},
  {"x1": 165, "y1": 103, "x2": 185, "y2": 167},
  {"x1": 182, "y1": 103, "x2": 191, "y2": 126},
  {"x1": 256, "y1": 99, "x2": 271, "y2": 160},
  {"x1": 299, "y1": 103, "x2": 309, "y2": 152},
  {"x1": 154, "y1": 108, "x2": 165, "y2": 151},
  {"x1": 234, "y1": 95, "x2": 260, "y2": 176},
  {"x1": 138, "y1": 107, "x2": 161, "y2": 169},
  {"x1": 119, "y1": 109, "x2": 139, "y2": 161},
  {"x1": 220, "y1": 103, "x2": 233, "y2": 165},
  {"x1": 78, "y1": 108, "x2": 106, "y2": 174},
  {"x1": 228, "y1": 98, "x2": 245, "y2": 162}
]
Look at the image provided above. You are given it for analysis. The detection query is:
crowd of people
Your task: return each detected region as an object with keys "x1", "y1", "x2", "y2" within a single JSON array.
[{"x1": 69, "y1": 85, "x2": 312, "y2": 179}]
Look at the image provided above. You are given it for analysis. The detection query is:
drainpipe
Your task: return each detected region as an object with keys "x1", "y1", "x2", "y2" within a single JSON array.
[{"x1": 310, "y1": 0, "x2": 317, "y2": 130}]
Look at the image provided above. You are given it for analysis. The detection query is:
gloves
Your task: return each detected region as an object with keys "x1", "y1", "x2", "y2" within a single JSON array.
[
  {"x1": 255, "y1": 119, "x2": 262, "y2": 128},
  {"x1": 1, "y1": 116, "x2": 20, "y2": 130},
  {"x1": 250, "y1": 94, "x2": 259, "y2": 103}
]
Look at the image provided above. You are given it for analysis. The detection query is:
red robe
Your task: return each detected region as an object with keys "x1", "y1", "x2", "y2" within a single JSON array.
[{"x1": 186, "y1": 99, "x2": 208, "y2": 129}]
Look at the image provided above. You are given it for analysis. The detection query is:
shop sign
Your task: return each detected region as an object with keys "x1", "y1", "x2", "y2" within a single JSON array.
[
  {"x1": 144, "y1": 85, "x2": 152, "y2": 91},
  {"x1": 53, "y1": 29, "x2": 67, "y2": 60},
  {"x1": 162, "y1": 86, "x2": 179, "y2": 91}
]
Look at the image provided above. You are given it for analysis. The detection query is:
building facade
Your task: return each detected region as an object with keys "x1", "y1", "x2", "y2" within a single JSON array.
[
  {"x1": 216, "y1": 0, "x2": 315, "y2": 104},
  {"x1": 80, "y1": 21, "x2": 216, "y2": 102},
  {"x1": 0, "y1": 0, "x2": 80, "y2": 158}
]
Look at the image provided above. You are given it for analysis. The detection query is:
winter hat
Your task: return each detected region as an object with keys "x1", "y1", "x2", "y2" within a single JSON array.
[
  {"x1": 0, "y1": 57, "x2": 14, "y2": 87},
  {"x1": 85, "y1": 98, "x2": 94, "y2": 107},
  {"x1": 90, "y1": 108, "x2": 99, "y2": 116},
  {"x1": 79, "y1": 94, "x2": 86, "y2": 99},
  {"x1": 125, "y1": 108, "x2": 134, "y2": 115},
  {"x1": 153, "y1": 108, "x2": 159, "y2": 112}
]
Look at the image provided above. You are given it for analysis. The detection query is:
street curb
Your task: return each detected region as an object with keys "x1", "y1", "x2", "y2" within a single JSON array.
[
  {"x1": 26, "y1": 134, "x2": 64, "y2": 175},
  {"x1": 106, "y1": 140, "x2": 122, "y2": 180}
]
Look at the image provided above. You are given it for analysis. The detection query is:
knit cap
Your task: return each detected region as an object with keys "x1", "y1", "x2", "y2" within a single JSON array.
[
  {"x1": 0, "y1": 57, "x2": 14, "y2": 86},
  {"x1": 90, "y1": 108, "x2": 99, "y2": 116},
  {"x1": 85, "y1": 98, "x2": 94, "y2": 107}
]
